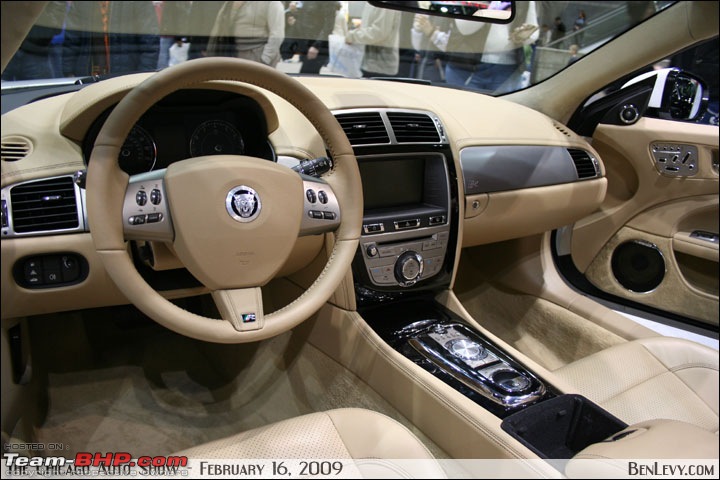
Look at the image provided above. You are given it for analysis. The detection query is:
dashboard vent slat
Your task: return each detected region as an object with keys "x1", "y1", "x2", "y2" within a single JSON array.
[
  {"x1": 334, "y1": 112, "x2": 390, "y2": 146},
  {"x1": 567, "y1": 149, "x2": 599, "y2": 179},
  {"x1": 387, "y1": 112, "x2": 440, "y2": 143},
  {"x1": 1, "y1": 136, "x2": 33, "y2": 161},
  {"x1": 9, "y1": 177, "x2": 80, "y2": 233}
]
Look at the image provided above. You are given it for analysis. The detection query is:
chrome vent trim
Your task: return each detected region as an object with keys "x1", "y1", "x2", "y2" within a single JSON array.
[
  {"x1": 1, "y1": 175, "x2": 87, "y2": 238},
  {"x1": 332, "y1": 108, "x2": 447, "y2": 147},
  {"x1": 387, "y1": 111, "x2": 441, "y2": 143},
  {"x1": 567, "y1": 148, "x2": 600, "y2": 179},
  {"x1": 1, "y1": 136, "x2": 33, "y2": 161},
  {"x1": 334, "y1": 111, "x2": 390, "y2": 146}
]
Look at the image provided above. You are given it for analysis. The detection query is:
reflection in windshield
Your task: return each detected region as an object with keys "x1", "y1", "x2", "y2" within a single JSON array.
[{"x1": 2, "y1": 1, "x2": 672, "y2": 96}]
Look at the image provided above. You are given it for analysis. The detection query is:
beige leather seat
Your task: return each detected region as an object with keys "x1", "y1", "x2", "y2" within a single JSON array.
[
  {"x1": 554, "y1": 337, "x2": 719, "y2": 434},
  {"x1": 176, "y1": 408, "x2": 445, "y2": 477}
]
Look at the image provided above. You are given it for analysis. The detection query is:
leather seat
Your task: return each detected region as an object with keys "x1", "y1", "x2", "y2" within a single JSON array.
[
  {"x1": 554, "y1": 337, "x2": 719, "y2": 434},
  {"x1": 175, "y1": 408, "x2": 445, "y2": 477}
]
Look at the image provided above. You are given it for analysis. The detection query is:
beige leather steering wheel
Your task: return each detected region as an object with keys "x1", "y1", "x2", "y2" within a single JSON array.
[{"x1": 87, "y1": 57, "x2": 361, "y2": 343}]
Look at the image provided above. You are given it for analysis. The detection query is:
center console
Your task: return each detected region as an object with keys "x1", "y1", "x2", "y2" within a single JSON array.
[
  {"x1": 346, "y1": 109, "x2": 551, "y2": 416},
  {"x1": 354, "y1": 153, "x2": 452, "y2": 290},
  {"x1": 361, "y1": 298, "x2": 553, "y2": 417},
  {"x1": 336, "y1": 107, "x2": 627, "y2": 461}
]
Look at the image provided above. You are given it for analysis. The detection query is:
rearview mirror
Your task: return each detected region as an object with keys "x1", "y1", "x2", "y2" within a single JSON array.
[{"x1": 369, "y1": 1, "x2": 515, "y2": 24}]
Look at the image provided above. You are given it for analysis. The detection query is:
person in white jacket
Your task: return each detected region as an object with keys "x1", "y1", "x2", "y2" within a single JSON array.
[
  {"x1": 345, "y1": 3, "x2": 400, "y2": 77},
  {"x1": 414, "y1": 1, "x2": 538, "y2": 93}
]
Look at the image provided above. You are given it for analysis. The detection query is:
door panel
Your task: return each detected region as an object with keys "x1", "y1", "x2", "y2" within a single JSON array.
[{"x1": 569, "y1": 119, "x2": 718, "y2": 326}]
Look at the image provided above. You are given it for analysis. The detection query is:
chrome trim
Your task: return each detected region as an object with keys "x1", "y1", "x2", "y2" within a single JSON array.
[
  {"x1": 299, "y1": 176, "x2": 341, "y2": 236},
  {"x1": 226, "y1": 185, "x2": 262, "y2": 223},
  {"x1": 409, "y1": 336, "x2": 546, "y2": 407},
  {"x1": 331, "y1": 108, "x2": 448, "y2": 147},
  {"x1": 394, "y1": 219, "x2": 420, "y2": 230},
  {"x1": 1, "y1": 174, "x2": 88, "y2": 238},
  {"x1": 123, "y1": 169, "x2": 174, "y2": 242},
  {"x1": 613, "y1": 239, "x2": 667, "y2": 295}
]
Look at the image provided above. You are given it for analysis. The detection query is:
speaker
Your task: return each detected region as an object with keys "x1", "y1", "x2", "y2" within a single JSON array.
[{"x1": 611, "y1": 241, "x2": 665, "y2": 293}]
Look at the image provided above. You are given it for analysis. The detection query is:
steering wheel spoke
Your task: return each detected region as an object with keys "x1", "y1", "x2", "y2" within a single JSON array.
[
  {"x1": 299, "y1": 176, "x2": 341, "y2": 236},
  {"x1": 211, "y1": 287, "x2": 264, "y2": 332},
  {"x1": 123, "y1": 169, "x2": 174, "y2": 242}
]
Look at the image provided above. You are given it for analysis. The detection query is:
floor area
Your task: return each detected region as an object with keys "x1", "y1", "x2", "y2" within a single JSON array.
[{"x1": 26, "y1": 304, "x2": 447, "y2": 459}]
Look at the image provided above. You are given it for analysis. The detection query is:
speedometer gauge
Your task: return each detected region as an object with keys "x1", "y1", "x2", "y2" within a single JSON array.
[
  {"x1": 189, "y1": 120, "x2": 245, "y2": 157},
  {"x1": 119, "y1": 125, "x2": 157, "y2": 174}
]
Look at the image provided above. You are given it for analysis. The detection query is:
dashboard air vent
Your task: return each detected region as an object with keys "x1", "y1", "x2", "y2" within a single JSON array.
[
  {"x1": 9, "y1": 177, "x2": 80, "y2": 233},
  {"x1": 553, "y1": 122, "x2": 573, "y2": 138},
  {"x1": 568, "y1": 149, "x2": 599, "y2": 179},
  {"x1": 1, "y1": 136, "x2": 33, "y2": 161},
  {"x1": 387, "y1": 112, "x2": 440, "y2": 143},
  {"x1": 334, "y1": 112, "x2": 390, "y2": 146}
]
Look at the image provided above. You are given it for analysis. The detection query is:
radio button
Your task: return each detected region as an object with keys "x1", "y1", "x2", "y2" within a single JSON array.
[
  {"x1": 422, "y1": 239, "x2": 438, "y2": 250},
  {"x1": 363, "y1": 223, "x2": 385, "y2": 234},
  {"x1": 378, "y1": 246, "x2": 396, "y2": 257}
]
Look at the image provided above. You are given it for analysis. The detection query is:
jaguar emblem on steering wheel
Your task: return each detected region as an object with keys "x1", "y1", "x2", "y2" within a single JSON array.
[{"x1": 226, "y1": 186, "x2": 261, "y2": 223}]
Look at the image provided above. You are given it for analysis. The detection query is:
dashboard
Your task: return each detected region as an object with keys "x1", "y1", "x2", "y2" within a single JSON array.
[
  {"x1": 82, "y1": 89, "x2": 276, "y2": 175},
  {"x1": 1, "y1": 74, "x2": 608, "y2": 318}
]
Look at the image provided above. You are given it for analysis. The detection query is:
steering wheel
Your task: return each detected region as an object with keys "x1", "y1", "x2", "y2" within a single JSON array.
[{"x1": 87, "y1": 57, "x2": 362, "y2": 343}]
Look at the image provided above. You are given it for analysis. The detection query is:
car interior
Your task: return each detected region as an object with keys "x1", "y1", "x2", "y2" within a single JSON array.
[{"x1": 1, "y1": 1, "x2": 718, "y2": 477}]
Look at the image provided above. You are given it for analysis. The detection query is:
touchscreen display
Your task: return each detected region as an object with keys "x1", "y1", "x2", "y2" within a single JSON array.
[{"x1": 359, "y1": 158, "x2": 424, "y2": 210}]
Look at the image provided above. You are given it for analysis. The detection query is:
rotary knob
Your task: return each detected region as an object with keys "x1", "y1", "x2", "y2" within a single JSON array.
[{"x1": 394, "y1": 251, "x2": 424, "y2": 286}]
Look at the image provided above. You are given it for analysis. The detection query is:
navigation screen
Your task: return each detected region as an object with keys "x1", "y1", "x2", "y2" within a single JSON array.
[{"x1": 359, "y1": 158, "x2": 425, "y2": 210}]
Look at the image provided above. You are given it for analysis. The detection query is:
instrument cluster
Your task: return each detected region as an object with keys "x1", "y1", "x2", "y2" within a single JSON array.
[{"x1": 83, "y1": 89, "x2": 275, "y2": 175}]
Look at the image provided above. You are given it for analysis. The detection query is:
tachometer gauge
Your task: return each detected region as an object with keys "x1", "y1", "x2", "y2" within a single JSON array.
[
  {"x1": 189, "y1": 119, "x2": 245, "y2": 157},
  {"x1": 119, "y1": 125, "x2": 157, "y2": 174}
]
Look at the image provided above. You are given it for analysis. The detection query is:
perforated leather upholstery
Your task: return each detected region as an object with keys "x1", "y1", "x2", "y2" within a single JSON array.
[
  {"x1": 175, "y1": 408, "x2": 445, "y2": 477},
  {"x1": 554, "y1": 337, "x2": 719, "y2": 434}
]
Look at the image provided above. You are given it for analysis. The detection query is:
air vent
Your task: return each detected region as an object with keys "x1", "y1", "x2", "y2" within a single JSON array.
[
  {"x1": 9, "y1": 177, "x2": 80, "y2": 233},
  {"x1": 387, "y1": 112, "x2": 440, "y2": 143},
  {"x1": 568, "y1": 149, "x2": 599, "y2": 179},
  {"x1": 1, "y1": 136, "x2": 33, "y2": 161},
  {"x1": 334, "y1": 112, "x2": 390, "y2": 146},
  {"x1": 553, "y1": 122, "x2": 572, "y2": 138}
]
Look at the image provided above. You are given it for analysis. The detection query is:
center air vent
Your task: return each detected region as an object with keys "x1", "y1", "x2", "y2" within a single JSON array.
[
  {"x1": 567, "y1": 149, "x2": 599, "y2": 179},
  {"x1": 8, "y1": 176, "x2": 81, "y2": 234},
  {"x1": 334, "y1": 112, "x2": 390, "y2": 146},
  {"x1": 387, "y1": 112, "x2": 440, "y2": 143}
]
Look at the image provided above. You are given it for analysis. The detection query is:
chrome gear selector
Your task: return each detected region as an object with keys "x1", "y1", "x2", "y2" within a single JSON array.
[{"x1": 445, "y1": 338, "x2": 487, "y2": 361}]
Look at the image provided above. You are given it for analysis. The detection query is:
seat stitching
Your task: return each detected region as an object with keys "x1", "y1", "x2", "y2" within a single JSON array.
[
  {"x1": 317, "y1": 411, "x2": 355, "y2": 459},
  {"x1": 668, "y1": 365, "x2": 720, "y2": 417},
  {"x1": 598, "y1": 368, "x2": 672, "y2": 404},
  {"x1": 600, "y1": 371, "x2": 718, "y2": 428},
  {"x1": 669, "y1": 364, "x2": 719, "y2": 373},
  {"x1": 324, "y1": 409, "x2": 437, "y2": 460},
  {"x1": 637, "y1": 342, "x2": 719, "y2": 418}
]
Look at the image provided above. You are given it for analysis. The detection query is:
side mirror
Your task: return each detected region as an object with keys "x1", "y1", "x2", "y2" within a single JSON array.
[
  {"x1": 623, "y1": 68, "x2": 709, "y2": 122},
  {"x1": 369, "y1": 1, "x2": 516, "y2": 24}
]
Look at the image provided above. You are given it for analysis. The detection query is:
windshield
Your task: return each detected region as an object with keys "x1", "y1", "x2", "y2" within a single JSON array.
[{"x1": 2, "y1": 1, "x2": 675, "y2": 95}]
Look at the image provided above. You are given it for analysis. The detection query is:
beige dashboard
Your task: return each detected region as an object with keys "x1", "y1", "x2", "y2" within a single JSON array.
[{"x1": 1, "y1": 75, "x2": 606, "y2": 319}]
